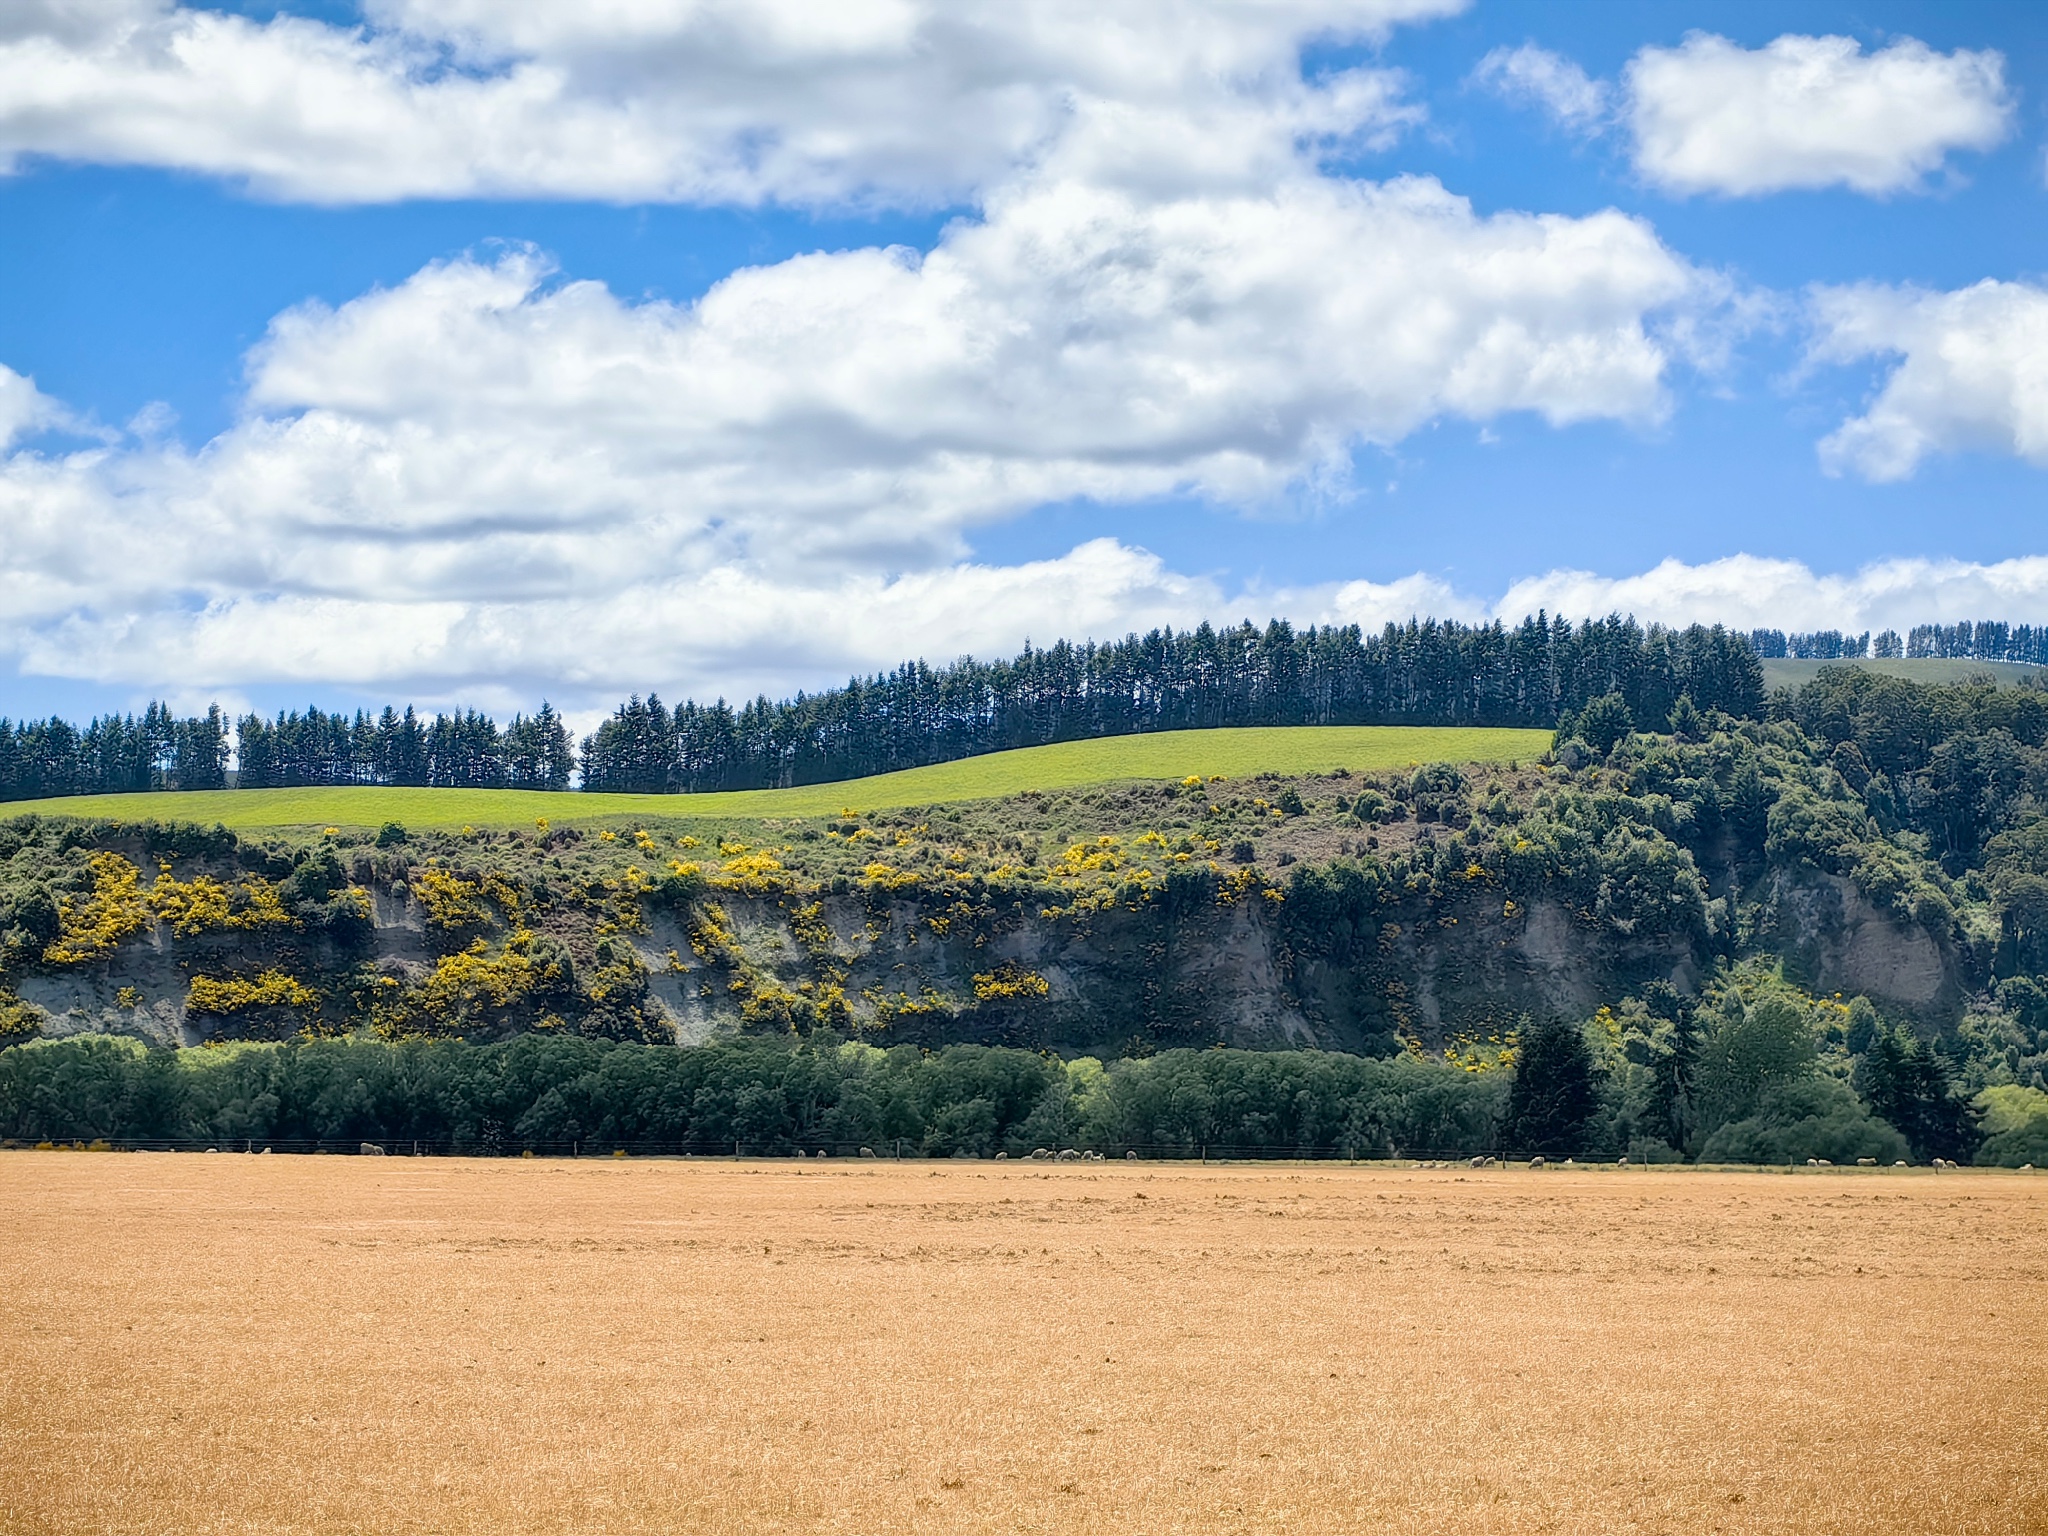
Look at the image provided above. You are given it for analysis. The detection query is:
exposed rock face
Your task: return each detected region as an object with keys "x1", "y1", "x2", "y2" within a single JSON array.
[
  {"x1": 635, "y1": 879, "x2": 1712, "y2": 1055},
  {"x1": 1760, "y1": 872, "x2": 1959, "y2": 1016},
  {"x1": 14, "y1": 859, "x2": 1966, "y2": 1054}
]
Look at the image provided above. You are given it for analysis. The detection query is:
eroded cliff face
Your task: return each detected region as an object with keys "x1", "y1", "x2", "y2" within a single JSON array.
[
  {"x1": 13, "y1": 852, "x2": 1970, "y2": 1055},
  {"x1": 1757, "y1": 872, "x2": 1961, "y2": 1015},
  {"x1": 5, "y1": 723, "x2": 1993, "y2": 1057}
]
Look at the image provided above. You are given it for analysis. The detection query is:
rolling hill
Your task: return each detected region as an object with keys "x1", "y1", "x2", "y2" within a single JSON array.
[
  {"x1": 0, "y1": 725, "x2": 1552, "y2": 830},
  {"x1": 1757, "y1": 656, "x2": 2043, "y2": 691}
]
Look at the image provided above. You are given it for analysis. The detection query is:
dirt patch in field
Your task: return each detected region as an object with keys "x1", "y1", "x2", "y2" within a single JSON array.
[{"x1": 1, "y1": 1156, "x2": 2042, "y2": 1535}]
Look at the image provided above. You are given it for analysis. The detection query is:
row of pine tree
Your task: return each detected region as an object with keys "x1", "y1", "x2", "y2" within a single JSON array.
[
  {"x1": 577, "y1": 616, "x2": 1765, "y2": 792},
  {"x1": 0, "y1": 611, "x2": 1830, "y2": 802}
]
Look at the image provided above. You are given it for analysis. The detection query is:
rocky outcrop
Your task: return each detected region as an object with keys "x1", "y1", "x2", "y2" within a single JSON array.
[{"x1": 1760, "y1": 871, "x2": 1962, "y2": 1019}]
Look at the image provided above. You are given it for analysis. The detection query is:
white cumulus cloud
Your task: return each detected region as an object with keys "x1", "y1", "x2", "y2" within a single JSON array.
[
  {"x1": 0, "y1": 365, "x2": 73, "y2": 450},
  {"x1": 15, "y1": 539, "x2": 1223, "y2": 713},
  {"x1": 1495, "y1": 554, "x2": 2048, "y2": 636},
  {"x1": 1626, "y1": 32, "x2": 2011, "y2": 197},
  {"x1": 0, "y1": 161, "x2": 1701, "y2": 701},
  {"x1": 1810, "y1": 279, "x2": 2048, "y2": 481},
  {"x1": 0, "y1": 0, "x2": 1460, "y2": 206}
]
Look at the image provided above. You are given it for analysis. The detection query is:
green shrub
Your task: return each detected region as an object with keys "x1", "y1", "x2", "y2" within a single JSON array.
[
  {"x1": 1695, "y1": 995, "x2": 1817, "y2": 1139},
  {"x1": 1974, "y1": 1085, "x2": 2048, "y2": 1167},
  {"x1": 1698, "y1": 1078, "x2": 1909, "y2": 1165}
]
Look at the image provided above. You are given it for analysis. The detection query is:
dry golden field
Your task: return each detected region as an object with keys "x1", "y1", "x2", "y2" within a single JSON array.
[{"x1": 2, "y1": 1155, "x2": 2043, "y2": 1536}]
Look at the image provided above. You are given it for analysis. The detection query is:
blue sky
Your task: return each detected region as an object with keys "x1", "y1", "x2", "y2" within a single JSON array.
[{"x1": 2, "y1": 0, "x2": 2047, "y2": 724}]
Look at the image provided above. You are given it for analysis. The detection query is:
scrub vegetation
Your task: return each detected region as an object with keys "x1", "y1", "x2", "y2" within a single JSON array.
[{"x1": 6, "y1": 668, "x2": 2048, "y2": 1165}]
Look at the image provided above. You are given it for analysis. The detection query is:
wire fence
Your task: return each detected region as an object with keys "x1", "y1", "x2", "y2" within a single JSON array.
[{"x1": 4, "y1": 1134, "x2": 1654, "y2": 1164}]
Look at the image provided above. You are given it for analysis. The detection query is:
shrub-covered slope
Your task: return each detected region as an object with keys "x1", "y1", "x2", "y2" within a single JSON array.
[{"x1": 5, "y1": 669, "x2": 2048, "y2": 1162}]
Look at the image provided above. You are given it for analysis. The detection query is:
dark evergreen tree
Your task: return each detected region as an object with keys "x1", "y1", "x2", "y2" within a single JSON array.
[
  {"x1": 503, "y1": 703, "x2": 575, "y2": 791},
  {"x1": 1505, "y1": 1015, "x2": 1596, "y2": 1158},
  {"x1": 1668, "y1": 692, "x2": 1703, "y2": 742},
  {"x1": 1574, "y1": 692, "x2": 1635, "y2": 756},
  {"x1": 1856, "y1": 1026, "x2": 1982, "y2": 1164},
  {"x1": 1640, "y1": 983, "x2": 1700, "y2": 1153}
]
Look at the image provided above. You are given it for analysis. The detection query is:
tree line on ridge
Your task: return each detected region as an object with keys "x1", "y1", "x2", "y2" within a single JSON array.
[{"x1": 0, "y1": 612, "x2": 2024, "y2": 803}]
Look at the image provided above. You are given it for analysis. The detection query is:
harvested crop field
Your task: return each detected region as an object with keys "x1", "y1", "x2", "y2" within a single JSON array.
[{"x1": 2, "y1": 1157, "x2": 2043, "y2": 1536}]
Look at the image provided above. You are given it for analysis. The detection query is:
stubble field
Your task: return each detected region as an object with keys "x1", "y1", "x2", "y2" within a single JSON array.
[{"x1": 1, "y1": 1155, "x2": 2042, "y2": 1536}]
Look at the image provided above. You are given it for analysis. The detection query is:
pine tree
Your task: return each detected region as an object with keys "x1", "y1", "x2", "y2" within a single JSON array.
[
  {"x1": 1505, "y1": 1016, "x2": 1597, "y2": 1158},
  {"x1": 1857, "y1": 1025, "x2": 1981, "y2": 1164}
]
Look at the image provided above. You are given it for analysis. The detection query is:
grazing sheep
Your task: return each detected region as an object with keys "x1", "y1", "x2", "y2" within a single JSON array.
[
  {"x1": 1468, "y1": 1155, "x2": 1488, "y2": 1168},
  {"x1": 360, "y1": 1143, "x2": 386, "y2": 1157},
  {"x1": 1857, "y1": 1157, "x2": 1877, "y2": 1167},
  {"x1": 1031, "y1": 1149, "x2": 1052, "y2": 1161},
  {"x1": 1126, "y1": 1151, "x2": 1139, "y2": 1161},
  {"x1": 995, "y1": 1151, "x2": 1009, "y2": 1160},
  {"x1": 1529, "y1": 1156, "x2": 1546, "y2": 1169},
  {"x1": 1056, "y1": 1149, "x2": 1080, "y2": 1162},
  {"x1": 859, "y1": 1147, "x2": 877, "y2": 1159}
]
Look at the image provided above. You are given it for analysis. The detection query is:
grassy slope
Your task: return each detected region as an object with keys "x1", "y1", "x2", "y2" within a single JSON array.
[
  {"x1": 1758, "y1": 657, "x2": 2042, "y2": 690},
  {"x1": 3, "y1": 725, "x2": 1551, "y2": 830}
]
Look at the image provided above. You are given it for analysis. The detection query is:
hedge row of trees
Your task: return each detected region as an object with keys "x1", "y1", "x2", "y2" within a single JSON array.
[
  {"x1": 0, "y1": 1036, "x2": 1507, "y2": 1158},
  {"x1": 4, "y1": 1005, "x2": 2026, "y2": 1163},
  {"x1": 235, "y1": 704, "x2": 575, "y2": 791},
  {"x1": 0, "y1": 704, "x2": 576, "y2": 800},
  {"x1": 1749, "y1": 629, "x2": 1884, "y2": 660},
  {"x1": 1750, "y1": 623, "x2": 2048, "y2": 665},
  {"x1": 578, "y1": 616, "x2": 1767, "y2": 791},
  {"x1": 1907, "y1": 622, "x2": 2048, "y2": 664},
  {"x1": 0, "y1": 705, "x2": 229, "y2": 801}
]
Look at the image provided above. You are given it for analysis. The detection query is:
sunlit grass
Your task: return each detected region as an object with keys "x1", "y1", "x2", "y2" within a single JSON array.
[{"x1": 4, "y1": 725, "x2": 1552, "y2": 829}]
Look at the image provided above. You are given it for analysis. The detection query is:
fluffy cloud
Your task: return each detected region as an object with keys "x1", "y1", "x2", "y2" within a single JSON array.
[
  {"x1": 0, "y1": 1, "x2": 1764, "y2": 710},
  {"x1": 1470, "y1": 44, "x2": 1610, "y2": 132},
  {"x1": 1810, "y1": 279, "x2": 2048, "y2": 482},
  {"x1": 16, "y1": 539, "x2": 1221, "y2": 713},
  {"x1": 1496, "y1": 554, "x2": 2048, "y2": 635},
  {"x1": 0, "y1": 159, "x2": 1701, "y2": 700},
  {"x1": 1479, "y1": 33, "x2": 2010, "y2": 198},
  {"x1": 1626, "y1": 32, "x2": 2011, "y2": 197},
  {"x1": 0, "y1": 0, "x2": 1458, "y2": 205},
  {"x1": 233, "y1": 176, "x2": 1690, "y2": 569},
  {"x1": 0, "y1": 366, "x2": 72, "y2": 450}
]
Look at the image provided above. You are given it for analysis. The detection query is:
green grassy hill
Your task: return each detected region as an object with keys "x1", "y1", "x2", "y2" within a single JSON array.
[
  {"x1": 2, "y1": 725, "x2": 1552, "y2": 830},
  {"x1": 1758, "y1": 657, "x2": 2043, "y2": 691}
]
